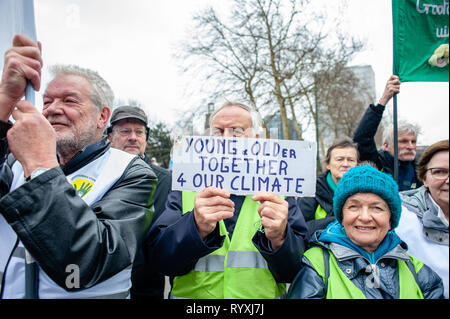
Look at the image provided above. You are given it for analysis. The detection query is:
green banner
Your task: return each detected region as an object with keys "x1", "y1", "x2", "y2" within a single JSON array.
[{"x1": 392, "y1": 0, "x2": 449, "y2": 82}]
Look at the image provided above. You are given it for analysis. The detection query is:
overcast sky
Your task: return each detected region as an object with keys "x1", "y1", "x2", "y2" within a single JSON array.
[{"x1": 3, "y1": 0, "x2": 449, "y2": 145}]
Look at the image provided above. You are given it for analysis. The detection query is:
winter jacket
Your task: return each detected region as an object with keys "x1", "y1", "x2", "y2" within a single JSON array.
[
  {"x1": 131, "y1": 155, "x2": 172, "y2": 299},
  {"x1": 287, "y1": 221, "x2": 444, "y2": 299},
  {"x1": 353, "y1": 103, "x2": 422, "y2": 191},
  {"x1": 0, "y1": 133, "x2": 157, "y2": 298},
  {"x1": 297, "y1": 172, "x2": 336, "y2": 237},
  {"x1": 143, "y1": 190, "x2": 310, "y2": 292},
  {"x1": 397, "y1": 186, "x2": 449, "y2": 298}
]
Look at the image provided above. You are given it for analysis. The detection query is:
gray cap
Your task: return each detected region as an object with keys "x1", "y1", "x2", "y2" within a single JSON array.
[{"x1": 110, "y1": 106, "x2": 148, "y2": 126}]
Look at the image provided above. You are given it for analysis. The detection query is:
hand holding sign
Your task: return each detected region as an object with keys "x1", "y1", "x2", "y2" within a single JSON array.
[
  {"x1": 252, "y1": 192, "x2": 288, "y2": 251},
  {"x1": 194, "y1": 186, "x2": 235, "y2": 240}
]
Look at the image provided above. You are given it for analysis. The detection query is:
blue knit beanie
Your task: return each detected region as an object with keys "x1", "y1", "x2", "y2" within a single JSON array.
[{"x1": 333, "y1": 165, "x2": 402, "y2": 229}]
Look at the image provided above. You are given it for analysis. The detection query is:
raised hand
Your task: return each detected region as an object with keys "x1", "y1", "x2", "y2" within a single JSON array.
[
  {"x1": 0, "y1": 34, "x2": 42, "y2": 121},
  {"x1": 378, "y1": 75, "x2": 400, "y2": 106}
]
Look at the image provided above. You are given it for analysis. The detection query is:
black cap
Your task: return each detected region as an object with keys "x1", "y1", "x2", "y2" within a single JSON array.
[
  {"x1": 107, "y1": 106, "x2": 150, "y2": 139},
  {"x1": 110, "y1": 105, "x2": 148, "y2": 126}
]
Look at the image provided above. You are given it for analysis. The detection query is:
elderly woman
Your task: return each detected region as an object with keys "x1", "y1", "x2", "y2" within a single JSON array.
[
  {"x1": 288, "y1": 165, "x2": 444, "y2": 299},
  {"x1": 298, "y1": 137, "x2": 359, "y2": 236},
  {"x1": 396, "y1": 140, "x2": 449, "y2": 298}
]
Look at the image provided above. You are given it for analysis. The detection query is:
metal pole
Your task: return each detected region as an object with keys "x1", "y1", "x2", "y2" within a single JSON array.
[
  {"x1": 314, "y1": 76, "x2": 321, "y2": 173},
  {"x1": 393, "y1": 94, "x2": 399, "y2": 182}
]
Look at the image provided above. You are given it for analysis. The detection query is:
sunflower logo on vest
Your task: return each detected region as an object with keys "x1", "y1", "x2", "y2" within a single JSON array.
[{"x1": 71, "y1": 175, "x2": 96, "y2": 198}]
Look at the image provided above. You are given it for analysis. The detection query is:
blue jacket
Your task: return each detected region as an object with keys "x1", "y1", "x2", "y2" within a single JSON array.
[{"x1": 143, "y1": 190, "x2": 309, "y2": 283}]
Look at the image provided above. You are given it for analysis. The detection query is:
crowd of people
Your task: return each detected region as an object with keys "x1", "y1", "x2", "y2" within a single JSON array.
[{"x1": 0, "y1": 34, "x2": 447, "y2": 300}]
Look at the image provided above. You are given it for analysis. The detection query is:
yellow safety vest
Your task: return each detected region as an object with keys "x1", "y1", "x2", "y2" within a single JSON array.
[
  {"x1": 171, "y1": 191, "x2": 286, "y2": 299},
  {"x1": 304, "y1": 246, "x2": 424, "y2": 299}
]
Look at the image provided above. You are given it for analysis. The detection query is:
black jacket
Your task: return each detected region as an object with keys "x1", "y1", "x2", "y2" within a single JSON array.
[
  {"x1": 131, "y1": 155, "x2": 172, "y2": 299},
  {"x1": 0, "y1": 132, "x2": 157, "y2": 291},
  {"x1": 353, "y1": 104, "x2": 422, "y2": 191},
  {"x1": 297, "y1": 172, "x2": 336, "y2": 238}
]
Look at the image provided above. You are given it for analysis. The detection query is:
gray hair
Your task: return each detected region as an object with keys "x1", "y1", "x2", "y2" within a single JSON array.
[
  {"x1": 209, "y1": 101, "x2": 263, "y2": 137},
  {"x1": 48, "y1": 64, "x2": 114, "y2": 112},
  {"x1": 382, "y1": 120, "x2": 420, "y2": 146}
]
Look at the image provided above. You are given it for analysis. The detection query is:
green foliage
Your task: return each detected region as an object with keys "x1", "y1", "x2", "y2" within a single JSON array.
[{"x1": 145, "y1": 122, "x2": 173, "y2": 169}]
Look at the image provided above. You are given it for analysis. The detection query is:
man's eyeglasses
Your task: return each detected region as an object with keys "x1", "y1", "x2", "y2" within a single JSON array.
[
  {"x1": 427, "y1": 168, "x2": 449, "y2": 180},
  {"x1": 211, "y1": 127, "x2": 246, "y2": 137},
  {"x1": 115, "y1": 128, "x2": 146, "y2": 137}
]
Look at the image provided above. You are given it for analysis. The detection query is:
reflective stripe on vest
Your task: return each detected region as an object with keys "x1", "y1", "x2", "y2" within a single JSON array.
[
  {"x1": 304, "y1": 246, "x2": 424, "y2": 299},
  {"x1": 171, "y1": 191, "x2": 286, "y2": 299},
  {"x1": 0, "y1": 148, "x2": 136, "y2": 299}
]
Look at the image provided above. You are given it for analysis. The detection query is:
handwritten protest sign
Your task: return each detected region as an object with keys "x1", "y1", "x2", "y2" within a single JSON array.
[{"x1": 172, "y1": 136, "x2": 316, "y2": 197}]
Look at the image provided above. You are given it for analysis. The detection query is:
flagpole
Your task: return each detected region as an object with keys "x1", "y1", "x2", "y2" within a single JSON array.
[
  {"x1": 2, "y1": 0, "x2": 40, "y2": 299},
  {"x1": 393, "y1": 93, "x2": 399, "y2": 182},
  {"x1": 22, "y1": 0, "x2": 37, "y2": 106}
]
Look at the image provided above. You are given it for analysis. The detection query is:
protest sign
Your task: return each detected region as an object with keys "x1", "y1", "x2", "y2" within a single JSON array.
[
  {"x1": 392, "y1": 0, "x2": 449, "y2": 82},
  {"x1": 172, "y1": 136, "x2": 316, "y2": 197}
]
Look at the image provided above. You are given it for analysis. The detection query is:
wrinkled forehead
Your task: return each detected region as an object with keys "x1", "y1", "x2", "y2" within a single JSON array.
[
  {"x1": 44, "y1": 74, "x2": 92, "y2": 99},
  {"x1": 345, "y1": 192, "x2": 389, "y2": 208},
  {"x1": 397, "y1": 130, "x2": 417, "y2": 139},
  {"x1": 211, "y1": 105, "x2": 253, "y2": 128},
  {"x1": 330, "y1": 146, "x2": 358, "y2": 158}
]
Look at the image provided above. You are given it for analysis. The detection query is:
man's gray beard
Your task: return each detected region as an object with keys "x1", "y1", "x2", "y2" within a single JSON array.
[{"x1": 56, "y1": 126, "x2": 97, "y2": 162}]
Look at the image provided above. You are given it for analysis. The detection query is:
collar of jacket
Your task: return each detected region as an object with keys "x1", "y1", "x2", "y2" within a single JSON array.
[
  {"x1": 60, "y1": 137, "x2": 110, "y2": 176},
  {"x1": 401, "y1": 186, "x2": 448, "y2": 232},
  {"x1": 328, "y1": 242, "x2": 411, "y2": 282},
  {"x1": 401, "y1": 186, "x2": 449, "y2": 245},
  {"x1": 312, "y1": 220, "x2": 404, "y2": 264},
  {"x1": 315, "y1": 172, "x2": 334, "y2": 207},
  {"x1": 326, "y1": 171, "x2": 338, "y2": 193},
  {"x1": 310, "y1": 231, "x2": 411, "y2": 272},
  {"x1": 383, "y1": 150, "x2": 416, "y2": 167},
  {"x1": 379, "y1": 150, "x2": 422, "y2": 190}
]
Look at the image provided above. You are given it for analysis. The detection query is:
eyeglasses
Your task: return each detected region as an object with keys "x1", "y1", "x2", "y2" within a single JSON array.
[
  {"x1": 427, "y1": 167, "x2": 449, "y2": 180},
  {"x1": 211, "y1": 127, "x2": 246, "y2": 137},
  {"x1": 114, "y1": 128, "x2": 146, "y2": 137}
]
